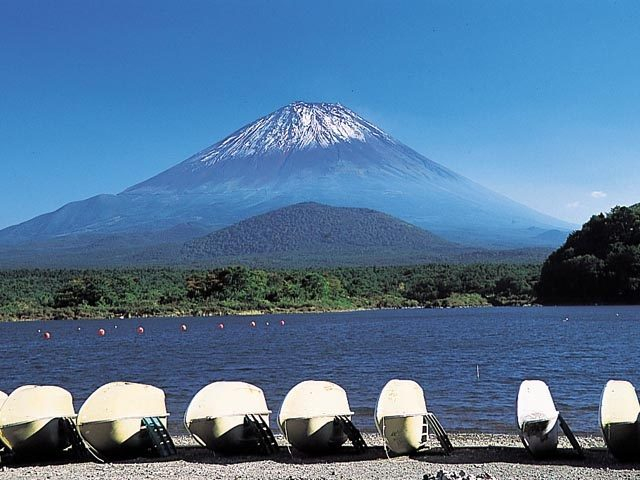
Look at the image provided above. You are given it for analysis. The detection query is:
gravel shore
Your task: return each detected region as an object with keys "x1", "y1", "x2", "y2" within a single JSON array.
[{"x1": 2, "y1": 433, "x2": 639, "y2": 479}]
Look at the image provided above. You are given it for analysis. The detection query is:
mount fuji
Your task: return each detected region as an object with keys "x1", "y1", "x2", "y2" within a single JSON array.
[{"x1": 0, "y1": 101, "x2": 572, "y2": 258}]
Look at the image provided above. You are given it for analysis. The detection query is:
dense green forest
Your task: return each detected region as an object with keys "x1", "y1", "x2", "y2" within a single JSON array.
[
  {"x1": 183, "y1": 202, "x2": 453, "y2": 260},
  {"x1": 537, "y1": 204, "x2": 640, "y2": 304},
  {"x1": 3, "y1": 205, "x2": 637, "y2": 320},
  {"x1": 0, "y1": 264, "x2": 540, "y2": 321}
]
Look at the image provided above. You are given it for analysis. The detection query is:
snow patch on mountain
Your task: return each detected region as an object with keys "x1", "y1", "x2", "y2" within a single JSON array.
[{"x1": 192, "y1": 102, "x2": 396, "y2": 166}]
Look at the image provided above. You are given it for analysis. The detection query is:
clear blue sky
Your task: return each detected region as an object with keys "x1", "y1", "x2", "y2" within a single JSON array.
[{"x1": 1, "y1": 0, "x2": 639, "y2": 229}]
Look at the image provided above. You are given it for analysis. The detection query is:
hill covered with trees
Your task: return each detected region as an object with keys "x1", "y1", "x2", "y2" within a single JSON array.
[
  {"x1": 537, "y1": 204, "x2": 640, "y2": 304},
  {"x1": 181, "y1": 202, "x2": 459, "y2": 264},
  {"x1": 180, "y1": 202, "x2": 553, "y2": 267}
]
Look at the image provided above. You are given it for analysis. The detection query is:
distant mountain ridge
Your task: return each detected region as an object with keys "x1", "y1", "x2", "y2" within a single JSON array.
[
  {"x1": 0, "y1": 101, "x2": 572, "y2": 263},
  {"x1": 0, "y1": 202, "x2": 555, "y2": 268},
  {"x1": 180, "y1": 202, "x2": 554, "y2": 268}
]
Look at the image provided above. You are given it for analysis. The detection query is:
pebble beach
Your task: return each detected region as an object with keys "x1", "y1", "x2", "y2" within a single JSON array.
[{"x1": 2, "y1": 433, "x2": 639, "y2": 480}]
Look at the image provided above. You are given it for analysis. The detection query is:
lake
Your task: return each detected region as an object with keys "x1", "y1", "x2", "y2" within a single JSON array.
[{"x1": 0, "y1": 306, "x2": 638, "y2": 435}]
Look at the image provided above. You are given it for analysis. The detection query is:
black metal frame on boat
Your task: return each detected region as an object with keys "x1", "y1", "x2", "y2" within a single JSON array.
[
  {"x1": 142, "y1": 416, "x2": 177, "y2": 458},
  {"x1": 244, "y1": 414, "x2": 279, "y2": 455},
  {"x1": 59, "y1": 417, "x2": 105, "y2": 463},
  {"x1": 334, "y1": 415, "x2": 367, "y2": 452},
  {"x1": 423, "y1": 413, "x2": 454, "y2": 455},
  {"x1": 558, "y1": 414, "x2": 584, "y2": 458},
  {"x1": 0, "y1": 438, "x2": 13, "y2": 466}
]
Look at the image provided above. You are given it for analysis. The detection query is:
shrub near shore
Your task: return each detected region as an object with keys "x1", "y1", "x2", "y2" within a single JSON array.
[{"x1": 0, "y1": 264, "x2": 540, "y2": 321}]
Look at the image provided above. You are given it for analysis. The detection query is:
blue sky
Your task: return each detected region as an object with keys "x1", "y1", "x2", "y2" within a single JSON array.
[{"x1": 1, "y1": 0, "x2": 639, "y2": 229}]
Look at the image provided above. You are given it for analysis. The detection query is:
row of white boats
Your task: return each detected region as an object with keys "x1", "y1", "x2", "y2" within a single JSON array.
[
  {"x1": 515, "y1": 379, "x2": 640, "y2": 461},
  {"x1": 0, "y1": 378, "x2": 639, "y2": 464}
]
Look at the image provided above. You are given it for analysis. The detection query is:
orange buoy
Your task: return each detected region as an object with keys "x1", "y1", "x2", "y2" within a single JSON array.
[
  {"x1": 250, "y1": 321, "x2": 256, "y2": 327},
  {"x1": 137, "y1": 326, "x2": 144, "y2": 334},
  {"x1": 180, "y1": 324, "x2": 187, "y2": 332},
  {"x1": 280, "y1": 320, "x2": 285, "y2": 326},
  {"x1": 98, "y1": 328, "x2": 106, "y2": 337},
  {"x1": 218, "y1": 323, "x2": 224, "y2": 330},
  {"x1": 43, "y1": 331, "x2": 51, "y2": 340}
]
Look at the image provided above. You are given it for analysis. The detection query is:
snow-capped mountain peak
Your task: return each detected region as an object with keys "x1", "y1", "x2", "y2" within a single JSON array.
[
  {"x1": 0, "y1": 100, "x2": 573, "y2": 252},
  {"x1": 194, "y1": 101, "x2": 395, "y2": 166}
]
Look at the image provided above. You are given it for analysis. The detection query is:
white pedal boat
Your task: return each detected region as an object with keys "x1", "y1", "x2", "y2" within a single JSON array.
[
  {"x1": 517, "y1": 380, "x2": 582, "y2": 458},
  {"x1": 0, "y1": 391, "x2": 8, "y2": 451},
  {"x1": 0, "y1": 385, "x2": 75, "y2": 458},
  {"x1": 278, "y1": 380, "x2": 364, "y2": 454},
  {"x1": 184, "y1": 381, "x2": 275, "y2": 454},
  {"x1": 77, "y1": 381, "x2": 170, "y2": 457},
  {"x1": 600, "y1": 380, "x2": 640, "y2": 461},
  {"x1": 375, "y1": 379, "x2": 452, "y2": 455}
]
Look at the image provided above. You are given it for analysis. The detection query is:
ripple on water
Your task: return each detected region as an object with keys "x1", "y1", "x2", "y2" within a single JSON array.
[{"x1": 0, "y1": 306, "x2": 638, "y2": 435}]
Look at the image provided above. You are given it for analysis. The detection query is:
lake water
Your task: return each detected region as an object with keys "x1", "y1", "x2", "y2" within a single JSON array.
[{"x1": 1, "y1": 306, "x2": 638, "y2": 435}]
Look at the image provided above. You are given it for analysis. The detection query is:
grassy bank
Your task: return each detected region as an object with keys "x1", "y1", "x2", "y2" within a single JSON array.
[{"x1": 0, "y1": 264, "x2": 540, "y2": 321}]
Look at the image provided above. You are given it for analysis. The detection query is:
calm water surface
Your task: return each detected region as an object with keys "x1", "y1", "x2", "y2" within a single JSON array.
[{"x1": 1, "y1": 306, "x2": 638, "y2": 435}]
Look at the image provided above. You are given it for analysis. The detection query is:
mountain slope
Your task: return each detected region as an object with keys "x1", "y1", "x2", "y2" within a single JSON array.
[
  {"x1": 0, "y1": 101, "x2": 573, "y2": 250},
  {"x1": 181, "y1": 202, "x2": 553, "y2": 268},
  {"x1": 182, "y1": 202, "x2": 456, "y2": 262}
]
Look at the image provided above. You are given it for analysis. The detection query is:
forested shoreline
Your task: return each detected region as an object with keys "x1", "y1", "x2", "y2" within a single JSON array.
[
  {"x1": 537, "y1": 205, "x2": 640, "y2": 304},
  {"x1": 0, "y1": 264, "x2": 540, "y2": 321}
]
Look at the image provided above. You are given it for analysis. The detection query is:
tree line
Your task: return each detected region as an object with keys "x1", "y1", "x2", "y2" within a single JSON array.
[
  {"x1": 0, "y1": 263, "x2": 540, "y2": 321},
  {"x1": 537, "y1": 204, "x2": 640, "y2": 304}
]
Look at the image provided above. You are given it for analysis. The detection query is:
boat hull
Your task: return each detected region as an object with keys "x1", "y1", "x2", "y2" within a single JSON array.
[
  {"x1": 78, "y1": 416, "x2": 168, "y2": 457},
  {"x1": 517, "y1": 380, "x2": 560, "y2": 458},
  {"x1": 187, "y1": 414, "x2": 268, "y2": 453},
  {"x1": 520, "y1": 418, "x2": 559, "y2": 457},
  {"x1": 77, "y1": 381, "x2": 171, "y2": 458},
  {"x1": 378, "y1": 415, "x2": 424, "y2": 455},
  {"x1": 602, "y1": 422, "x2": 640, "y2": 461},
  {"x1": 280, "y1": 416, "x2": 347, "y2": 453},
  {"x1": 0, "y1": 418, "x2": 70, "y2": 457}
]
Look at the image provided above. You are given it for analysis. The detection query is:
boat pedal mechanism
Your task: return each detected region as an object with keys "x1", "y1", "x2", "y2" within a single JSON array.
[
  {"x1": 244, "y1": 414, "x2": 279, "y2": 455},
  {"x1": 142, "y1": 416, "x2": 177, "y2": 457},
  {"x1": 423, "y1": 413, "x2": 454, "y2": 455},
  {"x1": 59, "y1": 417, "x2": 104, "y2": 463},
  {"x1": 334, "y1": 415, "x2": 367, "y2": 452}
]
